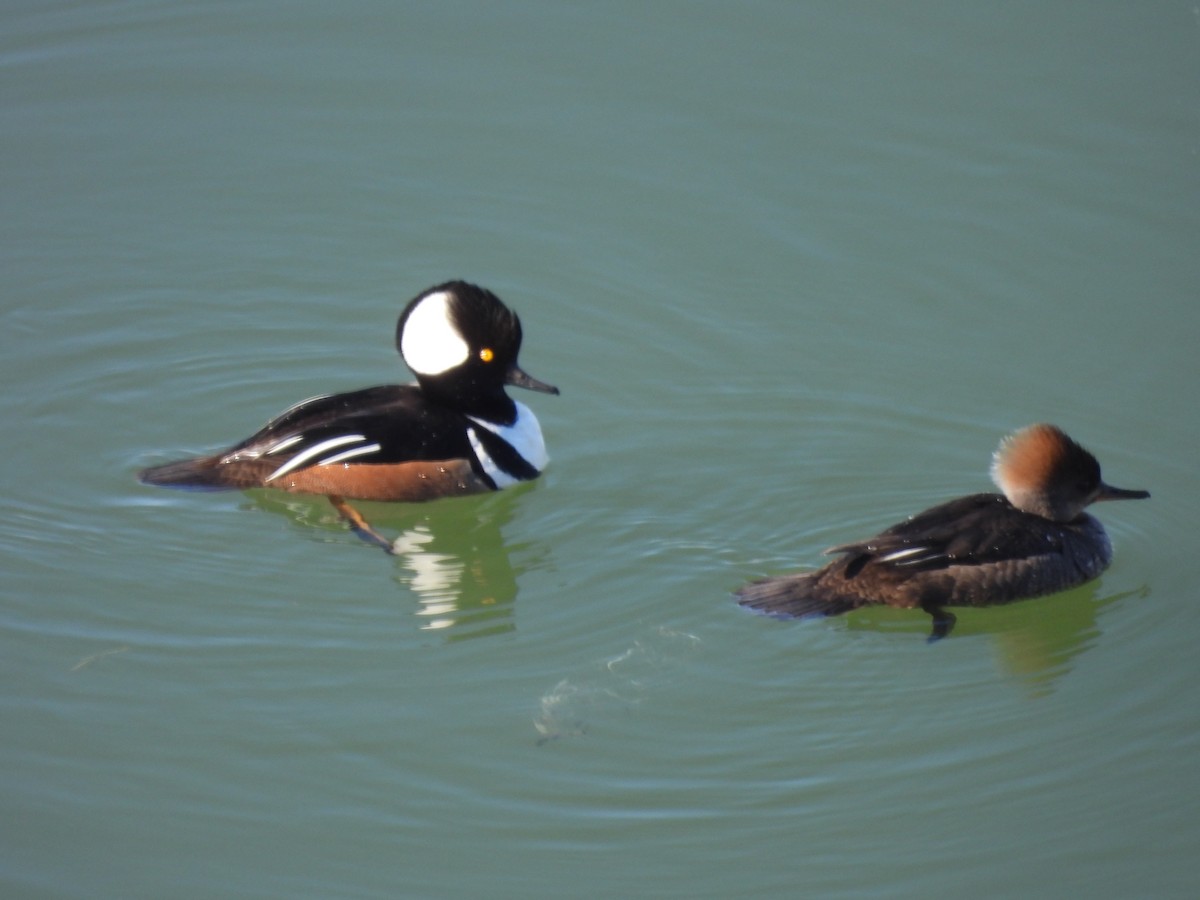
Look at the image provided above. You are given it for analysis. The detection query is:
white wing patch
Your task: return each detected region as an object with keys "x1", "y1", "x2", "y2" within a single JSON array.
[
  {"x1": 219, "y1": 433, "x2": 303, "y2": 464},
  {"x1": 876, "y1": 544, "x2": 956, "y2": 568},
  {"x1": 266, "y1": 435, "x2": 304, "y2": 455},
  {"x1": 319, "y1": 442, "x2": 382, "y2": 466},
  {"x1": 265, "y1": 434, "x2": 379, "y2": 483},
  {"x1": 879, "y1": 546, "x2": 932, "y2": 564}
]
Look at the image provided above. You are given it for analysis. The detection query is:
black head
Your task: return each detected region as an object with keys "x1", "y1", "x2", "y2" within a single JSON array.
[{"x1": 396, "y1": 281, "x2": 557, "y2": 422}]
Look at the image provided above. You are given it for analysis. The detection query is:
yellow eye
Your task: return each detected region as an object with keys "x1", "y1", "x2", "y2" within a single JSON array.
[{"x1": 479, "y1": 348, "x2": 495, "y2": 363}]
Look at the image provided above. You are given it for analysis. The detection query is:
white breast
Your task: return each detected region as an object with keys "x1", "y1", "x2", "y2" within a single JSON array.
[{"x1": 467, "y1": 401, "x2": 548, "y2": 488}]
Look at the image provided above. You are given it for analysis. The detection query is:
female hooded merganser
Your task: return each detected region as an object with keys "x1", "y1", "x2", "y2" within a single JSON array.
[
  {"x1": 139, "y1": 281, "x2": 558, "y2": 548},
  {"x1": 737, "y1": 424, "x2": 1148, "y2": 640}
]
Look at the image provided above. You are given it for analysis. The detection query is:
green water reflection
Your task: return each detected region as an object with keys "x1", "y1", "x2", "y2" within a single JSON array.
[
  {"x1": 247, "y1": 489, "x2": 536, "y2": 641},
  {"x1": 848, "y1": 583, "x2": 1148, "y2": 693}
]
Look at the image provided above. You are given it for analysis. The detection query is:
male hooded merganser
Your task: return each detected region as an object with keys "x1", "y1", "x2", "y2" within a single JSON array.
[
  {"x1": 736, "y1": 424, "x2": 1148, "y2": 640},
  {"x1": 139, "y1": 281, "x2": 558, "y2": 548}
]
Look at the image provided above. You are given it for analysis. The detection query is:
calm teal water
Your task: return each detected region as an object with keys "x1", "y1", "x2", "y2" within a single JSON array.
[{"x1": 3, "y1": 2, "x2": 1198, "y2": 897}]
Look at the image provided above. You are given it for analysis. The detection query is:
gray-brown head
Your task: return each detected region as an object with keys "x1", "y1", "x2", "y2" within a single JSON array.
[{"x1": 989, "y1": 423, "x2": 1149, "y2": 521}]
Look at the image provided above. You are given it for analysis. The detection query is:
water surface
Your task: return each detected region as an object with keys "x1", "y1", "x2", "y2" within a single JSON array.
[{"x1": 2, "y1": 2, "x2": 1197, "y2": 897}]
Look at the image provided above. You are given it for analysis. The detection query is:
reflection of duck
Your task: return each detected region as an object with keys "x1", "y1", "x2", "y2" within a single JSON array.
[
  {"x1": 850, "y1": 581, "x2": 1145, "y2": 690},
  {"x1": 738, "y1": 424, "x2": 1149, "y2": 640},
  {"x1": 250, "y1": 490, "x2": 525, "y2": 640},
  {"x1": 986, "y1": 585, "x2": 1144, "y2": 695},
  {"x1": 390, "y1": 499, "x2": 525, "y2": 640},
  {"x1": 139, "y1": 281, "x2": 557, "y2": 550}
]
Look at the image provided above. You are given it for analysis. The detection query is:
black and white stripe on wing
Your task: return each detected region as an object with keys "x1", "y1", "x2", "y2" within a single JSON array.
[
  {"x1": 224, "y1": 432, "x2": 384, "y2": 483},
  {"x1": 875, "y1": 545, "x2": 945, "y2": 567}
]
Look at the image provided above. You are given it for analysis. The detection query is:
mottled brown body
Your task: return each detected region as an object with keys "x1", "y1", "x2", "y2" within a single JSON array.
[{"x1": 737, "y1": 425, "x2": 1147, "y2": 639}]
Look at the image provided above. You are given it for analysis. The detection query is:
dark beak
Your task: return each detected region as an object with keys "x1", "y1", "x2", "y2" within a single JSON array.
[
  {"x1": 1095, "y1": 481, "x2": 1150, "y2": 502},
  {"x1": 505, "y1": 364, "x2": 559, "y2": 395}
]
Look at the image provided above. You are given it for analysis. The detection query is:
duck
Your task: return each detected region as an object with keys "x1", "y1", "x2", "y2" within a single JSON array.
[
  {"x1": 736, "y1": 424, "x2": 1148, "y2": 639},
  {"x1": 139, "y1": 280, "x2": 558, "y2": 549}
]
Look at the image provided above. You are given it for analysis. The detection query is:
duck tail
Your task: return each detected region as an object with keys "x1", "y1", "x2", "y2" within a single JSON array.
[
  {"x1": 735, "y1": 572, "x2": 863, "y2": 620},
  {"x1": 138, "y1": 454, "x2": 240, "y2": 491}
]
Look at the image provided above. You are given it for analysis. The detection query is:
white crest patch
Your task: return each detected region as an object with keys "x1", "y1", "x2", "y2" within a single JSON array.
[{"x1": 400, "y1": 291, "x2": 470, "y2": 376}]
